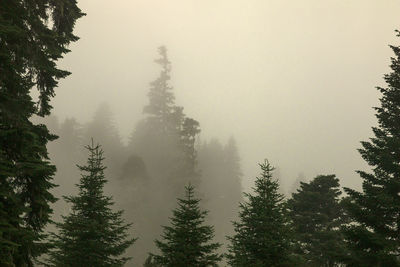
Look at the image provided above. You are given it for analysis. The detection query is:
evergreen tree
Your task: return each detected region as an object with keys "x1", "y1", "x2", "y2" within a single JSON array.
[
  {"x1": 0, "y1": 2, "x2": 83, "y2": 264},
  {"x1": 227, "y1": 160, "x2": 293, "y2": 267},
  {"x1": 48, "y1": 141, "x2": 136, "y2": 266},
  {"x1": 223, "y1": 137, "x2": 244, "y2": 207},
  {"x1": 84, "y1": 103, "x2": 126, "y2": 178},
  {"x1": 288, "y1": 175, "x2": 346, "y2": 266},
  {"x1": 129, "y1": 46, "x2": 200, "y2": 188},
  {"x1": 197, "y1": 137, "x2": 243, "y2": 251},
  {"x1": 343, "y1": 30, "x2": 400, "y2": 266},
  {"x1": 125, "y1": 46, "x2": 201, "y2": 264},
  {"x1": 152, "y1": 184, "x2": 222, "y2": 267}
]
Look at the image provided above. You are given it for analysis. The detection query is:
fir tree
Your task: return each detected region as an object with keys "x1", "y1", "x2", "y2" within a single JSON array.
[
  {"x1": 126, "y1": 46, "x2": 200, "y2": 264},
  {"x1": 288, "y1": 175, "x2": 346, "y2": 266},
  {"x1": 227, "y1": 160, "x2": 293, "y2": 267},
  {"x1": 84, "y1": 103, "x2": 125, "y2": 177},
  {"x1": 129, "y1": 45, "x2": 200, "y2": 187},
  {"x1": 343, "y1": 30, "x2": 400, "y2": 266},
  {"x1": 197, "y1": 137, "x2": 243, "y2": 252},
  {"x1": 152, "y1": 184, "x2": 222, "y2": 267},
  {"x1": 48, "y1": 141, "x2": 136, "y2": 266},
  {"x1": 0, "y1": 1, "x2": 83, "y2": 264}
]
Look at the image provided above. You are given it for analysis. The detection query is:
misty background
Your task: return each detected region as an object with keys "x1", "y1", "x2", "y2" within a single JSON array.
[{"x1": 33, "y1": 0, "x2": 400, "y2": 265}]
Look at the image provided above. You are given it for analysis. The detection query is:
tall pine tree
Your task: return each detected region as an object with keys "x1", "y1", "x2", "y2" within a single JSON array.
[
  {"x1": 151, "y1": 184, "x2": 222, "y2": 266},
  {"x1": 125, "y1": 46, "x2": 201, "y2": 264},
  {"x1": 288, "y1": 175, "x2": 346, "y2": 266},
  {"x1": 343, "y1": 30, "x2": 400, "y2": 266},
  {"x1": 48, "y1": 141, "x2": 136, "y2": 266},
  {"x1": 227, "y1": 160, "x2": 293, "y2": 267},
  {"x1": 0, "y1": 1, "x2": 83, "y2": 265},
  {"x1": 128, "y1": 46, "x2": 200, "y2": 188}
]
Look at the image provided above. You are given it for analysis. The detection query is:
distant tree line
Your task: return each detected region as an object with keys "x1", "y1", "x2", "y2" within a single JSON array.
[{"x1": 1, "y1": 2, "x2": 400, "y2": 266}]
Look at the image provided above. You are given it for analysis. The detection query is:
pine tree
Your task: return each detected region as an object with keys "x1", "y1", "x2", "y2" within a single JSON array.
[
  {"x1": 288, "y1": 175, "x2": 346, "y2": 266},
  {"x1": 227, "y1": 160, "x2": 293, "y2": 267},
  {"x1": 343, "y1": 30, "x2": 400, "y2": 266},
  {"x1": 129, "y1": 45, "x2": 200, "y2": 187},
  {"x1": 84, "y1": 103, "x2": 125, "y2": 177},
  {"x1": 152, "y1": 184, "x2": 222, "y2": 266},
  {"x1": 0, "y1": 1, "x2": 83, "y2": 264},
  {"x1": 125, "y1": 46, "x2": 200, "y2": 264},
  {"x1": 197, "y1": 137, "x2": 243, "y2": 252},
  {"x1": 48, "y1": 141, "x2": 136, "y2": 266},
  {"x1": 223, "y1": 137, "x2": 244, "y2": 207}
]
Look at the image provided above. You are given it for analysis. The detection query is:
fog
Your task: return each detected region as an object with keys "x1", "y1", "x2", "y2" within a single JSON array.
[{"x1": 38, "y1": 0, "x2": 400, "y2": 265}]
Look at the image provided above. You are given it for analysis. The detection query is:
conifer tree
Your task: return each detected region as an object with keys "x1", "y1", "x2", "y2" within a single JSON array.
[
  {"x1": 151, "y1": 184, "x2": 222, "y2": 266},
  {"x1": 197, "y1": 137, "x2": 243, "y2": 251},
  {"x1": 343, "y1": 30, "x2": 400, "y2": 266},
  {"x1": 126, "y1": 46, "x2": 201, "y2": 264},
  {"x1": 288, "y1": 175, "x2": 346, "y2": 266},
  {"x1": 227, "y1": 160, "x2": 293, "y2": 267},
  {"x1": 0, "y1": 1, "x2": 83, "y2": 264},
  {"x1": 48, "y1": 141, "x2": 136, "y2": 266},
  {"x1": 129, "y1": 46, "x2": 200, "y2": 186}
]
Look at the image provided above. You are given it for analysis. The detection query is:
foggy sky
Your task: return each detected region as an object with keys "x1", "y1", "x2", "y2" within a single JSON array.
[{"x1": 49, "y1": 0, "x2": 400, "y2": 192}]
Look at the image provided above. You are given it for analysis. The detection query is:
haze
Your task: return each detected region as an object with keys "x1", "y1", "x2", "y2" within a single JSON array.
[
  {"x1": 26, "y1": 0, "x2": 400, "y2": 265},
  {"x1": 48, "y1": 0, "x2": 399, "y2": 192}
]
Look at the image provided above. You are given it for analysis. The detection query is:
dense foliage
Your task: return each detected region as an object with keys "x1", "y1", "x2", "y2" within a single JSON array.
[
  {"x1": 0, "y1": 1, "x2": 83, "y2": 265},
  {"x1": 152, "y1": 184, "x2": 222, "y2": 266},
  {"x1": 48, "y1": 141, "x2": 135, "y2": 266},
  {"x1": 288, "y1": 175, "x2": 346, "y2": 266},
  {"x1": 343, "y1": 30, "x2": 400, "y2": 266},
  {"x1": 227, "y1": 160, "x2": 294, "y2": 266}
]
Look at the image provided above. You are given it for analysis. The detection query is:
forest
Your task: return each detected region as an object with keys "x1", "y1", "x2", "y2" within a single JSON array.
[{"x1": 1, "y1": 1, "x2": 400, "y2": 266}]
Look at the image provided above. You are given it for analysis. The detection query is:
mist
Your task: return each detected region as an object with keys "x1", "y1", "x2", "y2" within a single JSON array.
[{"x1": 33, "y1": 0, "x2": 400, "y2": 265}]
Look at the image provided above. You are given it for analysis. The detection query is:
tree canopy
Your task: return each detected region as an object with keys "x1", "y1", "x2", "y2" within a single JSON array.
[
  {"x1": 48, "y1": 141, "x2": 135, "y2": 266},
  {"x1": 0, "y1": 1, "x2": 83, "y2": 265}
]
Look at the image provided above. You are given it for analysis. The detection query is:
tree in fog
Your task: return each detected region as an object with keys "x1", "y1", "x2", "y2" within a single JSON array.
[
  {"x1": 49, "y1": 141, "x2": 135, "y2": 266},
  {"x1": 128, "y1": 46, "x2": 200, "y2": 188},
  {"x1": 197, "y1": 137, "x2": 243, "y2": 247},
  {"x1": 223, "y1": 137, "x2": 244, "y2": 207},
  {"x1": 343, "y1": 30, "x2": 400, "y2": 266},
  {"x1": 84, "y1": 103, "x2": 126, "y2": 178},
  {"x1": 288, "y1": 172, "x2": 306, "y2": 195},
  {"x1": 125, "y1": 46, "x2": 201, "y2": 264},
  {"x1": 56, "y1": 118, "x2": 84, "y2": 164},
  {"x1": 0, "y1": 1, "x2": 83, "y2": 264},
  {"x1": 288, "y1": 175, "x2": 346, "y2": 266},
  {"x1": 227, "y1": 160, "x2": 293, "y2": 267},
  {"x1": 151, "y1": 184, "x2": 222, "y2": 267}
]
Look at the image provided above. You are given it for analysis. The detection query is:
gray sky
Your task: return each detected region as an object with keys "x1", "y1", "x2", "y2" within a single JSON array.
[{"x1": 50, "y1": 0, "x2": 400, "y2": 192}]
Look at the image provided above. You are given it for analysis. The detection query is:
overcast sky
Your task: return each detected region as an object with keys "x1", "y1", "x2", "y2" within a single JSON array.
[{"x1": 50, "y1": 0, "x2": 400, "y2": 192}]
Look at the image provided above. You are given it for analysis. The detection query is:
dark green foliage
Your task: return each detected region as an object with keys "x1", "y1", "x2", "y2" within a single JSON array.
[
  {"x1": 48, "y1": 141, "x2": 136, "y2": 266},
  {"x1": 152, "y1": 184, "x2": 222, "y2": 267},
  {"x1": 227, "y1": 160, "x2": 293, "y2": 267},
  {"x1": 288, "y1": 175, "x2": 346, "y2": 266},
  {"x1": 0, "y1": 1, "x2": 83, "y2": 264},
  {"x1": 343, "y1": 30, "x2": 400, "y2": 266}
]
